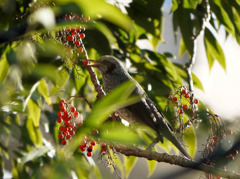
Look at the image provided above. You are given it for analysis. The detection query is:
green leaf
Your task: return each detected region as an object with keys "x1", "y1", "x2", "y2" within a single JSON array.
[
  {"x1": 100, "y1": 123, "x2": 143, "y2": 144},
  {"x1": 23, "y1": 81, "x2": 40, "y2": 111},
  {"x1": 178, "y1": 38, "x2": 187, "y2": 58},
  {"x1": 26, "y1": 115, "x2": 42, "y2": 147},
  {"x1": 211, "y1": 0, "x2": 235, "y2": 36},
  {"x1": 27, "y1": 99, "x2": 41, "y2": 127},
  {"x1": 0, "y1": 54, "x2": 9, "y2": 82},
  {"x1": 192, "y1": 72, "x2": 204, "y2": 91},
  {"x1": 38, "y1": 78, "x2": 52, "y2": 105},
  {"x1": 123, "y1": 155, "x2": 137, "y2": 178},
  {"x1": 204, "y1": 28, "x2": 226, "y2": 71},
  {"x1": 171, "y1": 0, "x2": 179, "y2": 12},
  {"x1": 147, "y1": 160, "x2": 157, "y2": 177},
  {"x1": 22, "y1": 146, "x2": 49, "y2": 163},
  {"x1": 173, "y1": 8, "x2": 193, "y2": 56},
  {"x1": 183, "y1": 125, "x2": 197, "y2": 158},
  {"x1": 85, "y1": 81, "x2": 141, "y2": 128},
  {"x1": 183, "y1": 0, "x2": 201, "y2": 9}
]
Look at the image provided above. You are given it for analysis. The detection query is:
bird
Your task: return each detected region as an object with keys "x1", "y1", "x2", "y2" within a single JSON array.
[{"x1": 86, "y1": 55, "x2": 191, "y2": 159}]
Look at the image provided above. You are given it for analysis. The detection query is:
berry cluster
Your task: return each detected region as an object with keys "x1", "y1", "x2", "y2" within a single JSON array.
[
  {"x1": 55, "y1": 14, "x2": 91, "y2": 72},
  {"x1": 170, "y1": 87, "x2": 199, "y2": 115},
  {"x1": 57, "y1": 100, "x2": 83, "y2": 145},
  {"x1": 79, "y1": 139, "x2": 97, "y2": 157},
  {"x1": 202, "y1": 130, "x2": 238, "y2": 179}
]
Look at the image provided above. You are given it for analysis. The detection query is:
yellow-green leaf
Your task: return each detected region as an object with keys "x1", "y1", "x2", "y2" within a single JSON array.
[
  {"x1": 147, "y1": 160, "x2": 157, "y2": 177},
  {"x1": 38, "y1": 78, "x2": 52, "y2": 105},
  {"x1": 183, "y1": 125, "x2": 196, "y2": 158},
  {"x1": 27, "y1": 99, "x2": 41, "y2": 127},
  {"x1": 123, "y1": 155, "x2": 137, "y2": 178}
]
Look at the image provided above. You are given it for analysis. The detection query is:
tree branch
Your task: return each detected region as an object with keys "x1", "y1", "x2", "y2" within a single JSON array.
[
  {"x1": 185, "y1": 0, "x2": 210, "y2": 91},
  {"x1": 116, "y1": 146, "x2": 240, "y2": 179}
]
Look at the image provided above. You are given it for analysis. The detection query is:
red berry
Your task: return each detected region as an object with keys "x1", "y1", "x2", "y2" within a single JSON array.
[
  {"x1": 101, "y1": 144, "x2": 106, "y2": 149},
  {"x1": 61, "y1": 140, "x2": 67, "y2": 145},
  {"x1": 64, "y1": 122, "x2": 70, "y2": 128},
  {"x1": 81, "y1": 140, "x2": 87, "y2": 146},
  {"x1": 227, "y1": 130, "x2": 233, "y2": 136},
  {"x1": 66, "y1": 127, "x2": 73, "y2": 132},
  {"x1": 87, "y1": 145, "x2": 93, "y2": 152},
  {"x1": 67, "y1": 35, "x2": 74, "y2": 41},
  {"x1": 229, "y1": 155, "x2": 235, "y2": 160},
  {"x1": 59, "y1": 126, "x2": 65, "y2": 132},
  {"x1": 57, "y1": 112, "x2": 62, "y2": 117},
  {"x1": 102, "y1": 148, "x2": 107, "y2": 153},
  {"x1": 183, "y1": 105, "x2": 189, "y2": 110},
  {"x1": 172, "y1": 97, "x2": 178, "y2": 102},
  {"x1": 78, "y1": 47, "x2": 83, "y2": 53},
  {"x1": 92, "y1": 130, "x2": 99, "y2": 135},
  {"x1": 74, "y1": 111, "x2": 79, "y2": 117},
  {"x1": 185, "y1": 93, "x2": 190, "y2": 98},
  {"x1": 58, "y1": 134, "x2": 64, "y2": 139},
  {"x1": 194, "y1": 99, "x2": 199, "y2": 104},
  {"x1": 66, "y1": 115, "x2": 72, "y2": 121},
  {"x1": 60, "y1": 107, "x2": 65, "y2": 112},
  {"x1": 212, "y1": 136, "x2": 217, "y2": 142},
  {"x1": 109, "y1": 145, "x2": 113, "y2": 149},
  {"x1": 80, "y1": 33, "x2": 85, "y2": 39},
  {"x1": 74, "y1": 40, "x2": 81, "y2": 46},
  {"x1": 182, "y1": 89, "x2": 186, "y2": 94},
  {"x1": 58, "y1": 100, "x2": 65, "y2": 107},
  {"x1": 71, "y1": 107, "x2": 76, "y2": 113},
  {"x1": 179, "y1": 109, "x2": 183, "y2": 114},
  {"x1": 70, "y1": 130, "x2": 75, "y2": 135},
  {"x1": 90, "y1": 141, "x2": 96, "y2": 146},
  {"x1": 87, "y1": 152, "x2": 92, "y2": 157},
  {"x1": 57, "y1": 118, "x2": 63, "y2": 123},
  {"x1": 71, "y1": 29, "x2": 76, "y2": 35},
  {"x1": 66, "y1": 135, "x2": 72, "y2": 140},
  {"x1": 83, "y1": 60, "x2": 89, "y2": 66},
  {"x1": 80, "y1": 146, "x2": 86, "y2": 152},
  {"x1": 231, "y1": 149, "x2": 239, "y2": 155}
]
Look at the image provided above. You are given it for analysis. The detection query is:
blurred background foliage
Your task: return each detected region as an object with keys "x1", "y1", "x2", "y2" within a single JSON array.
[{"x1": 0, "y1": 0, "x2": 240, "y2": 178}]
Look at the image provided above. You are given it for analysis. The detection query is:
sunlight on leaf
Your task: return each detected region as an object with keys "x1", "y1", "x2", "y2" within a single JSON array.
[{"x1": 124, "y1": 155, "x2": 137, "y2": 179}]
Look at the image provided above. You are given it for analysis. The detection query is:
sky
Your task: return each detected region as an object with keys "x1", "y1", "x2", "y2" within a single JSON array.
[{"x1": 158, "y1": 0, "x2": 240, "y2": 120}]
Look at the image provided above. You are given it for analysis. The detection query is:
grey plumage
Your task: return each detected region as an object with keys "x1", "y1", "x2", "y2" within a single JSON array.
[{"x1": 90, "y1": 55, "x2": 191, "y2": 159}]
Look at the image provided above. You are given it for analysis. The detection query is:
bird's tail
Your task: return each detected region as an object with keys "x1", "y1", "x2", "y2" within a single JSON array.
[{"x1": 164, "y1": 132, "x2": 192, "y2": 159}]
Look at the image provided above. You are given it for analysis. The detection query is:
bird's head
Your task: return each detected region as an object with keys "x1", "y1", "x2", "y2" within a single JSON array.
[{"x1": 85, "y1": 55, "x2": 126, "y2": 76}]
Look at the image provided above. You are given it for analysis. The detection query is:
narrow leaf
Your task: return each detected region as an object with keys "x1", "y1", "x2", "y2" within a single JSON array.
[
  {"x1": 204, "y1": 28, "x2": 226, "y2": 71},
  {"x1": 85, "y1": 81, "x2": 140, "y2": 128},
  {"x1": 22, "y1": 146, "x2": 49, "y2": 163},
  {"x1": 183, "y1": 125, "x2": 197, "y2": 158},
  {"x1": 0, "y1": 54, "x2": 9, "y2": 82},
  {"x1": 27, "y1": 99, "x2": 41, "y2": 127},
  {"x1": 147, "y1": 160, "x2": 157, "y2": 177},
  {"x1": 23, "y1": 81, "x2": 40, "y2": 111},
  {"x1": 124, "y1": 155, "x2": 137, "y2": 179},
  {"x1": 38, "y1": 78, "x2": 52, "y2": 105}
]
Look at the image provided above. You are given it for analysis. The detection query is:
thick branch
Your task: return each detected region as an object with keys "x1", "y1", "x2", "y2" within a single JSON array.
[{"x1": 116, "y1": 146, "x2": 240, "y2": 179}]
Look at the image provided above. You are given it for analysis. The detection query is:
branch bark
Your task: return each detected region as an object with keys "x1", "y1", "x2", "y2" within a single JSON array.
[{"x1": 116, "y1": 146, "x2": 240, "y2": 179}]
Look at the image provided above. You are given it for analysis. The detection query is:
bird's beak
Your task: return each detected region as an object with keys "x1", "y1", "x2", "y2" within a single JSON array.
[{"x1": 84, "y1": 60, "x2": 101, "y2": 67}]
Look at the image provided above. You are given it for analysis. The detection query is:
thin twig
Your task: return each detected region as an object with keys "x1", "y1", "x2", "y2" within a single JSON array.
[
  {"x1": 71, "y1": 94, "x2": 93, "y2": 109},
  {"x1": 185, "y1": 0, "x2": 210, "y2": 91}
]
